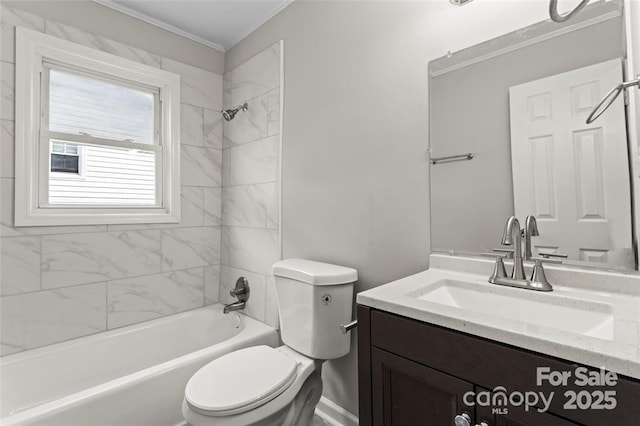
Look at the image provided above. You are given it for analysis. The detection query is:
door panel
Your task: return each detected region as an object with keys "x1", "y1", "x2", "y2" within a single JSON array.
[
  {"x1": 509, "y1": 59, "x2": 632, "y2": 269},
  {"x1": 371, "y1": 347, "x2": 474, "y2": 426}
]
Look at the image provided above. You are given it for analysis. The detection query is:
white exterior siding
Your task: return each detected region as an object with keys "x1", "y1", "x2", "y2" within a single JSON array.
[{"x1": 49, "y1": 145, "x2": 156, "y2": 205}]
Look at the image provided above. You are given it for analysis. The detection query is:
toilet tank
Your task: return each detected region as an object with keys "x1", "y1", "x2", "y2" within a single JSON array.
[{"x1": 272, "y1": 259, "x2": 357, "y2": 360}]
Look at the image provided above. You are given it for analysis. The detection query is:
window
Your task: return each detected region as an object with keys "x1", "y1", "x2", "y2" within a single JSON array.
[
  {"x1": 51, "y1": 142, "x2": 81, "y2": 174},
  {"x1": 15, "y1": 27, "x2": 181, "y2": 226}
]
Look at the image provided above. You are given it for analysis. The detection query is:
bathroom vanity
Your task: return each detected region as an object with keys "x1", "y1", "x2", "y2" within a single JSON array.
[{"x1": 356, "y1": 255, "x2": 640, "y2": 426}]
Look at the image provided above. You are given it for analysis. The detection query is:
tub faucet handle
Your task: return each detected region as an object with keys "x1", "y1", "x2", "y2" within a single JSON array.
[
  {"x1": 229, "y1": 288, "x2": 245, "y2": 297},
  {"x1": 224, "y1": 277, "x2": 250, "y2": 314},
  {"x1": 229, "y1": 277, "x2": 250, "y2": 301}
]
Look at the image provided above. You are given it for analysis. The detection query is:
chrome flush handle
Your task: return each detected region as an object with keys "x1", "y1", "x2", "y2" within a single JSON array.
[{"x1": 339, "y1": 320, "x2": 358, "y2": 334}]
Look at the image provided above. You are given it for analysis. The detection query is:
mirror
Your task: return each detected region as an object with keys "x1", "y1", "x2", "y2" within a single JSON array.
[{"x1": 429, "y1": 0, "x2": 637, "y2": 271}]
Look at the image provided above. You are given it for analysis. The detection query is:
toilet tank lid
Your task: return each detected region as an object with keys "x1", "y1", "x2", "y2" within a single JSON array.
[{"x1": 273, "y1": 259, "x2": 357, "y2": 285}]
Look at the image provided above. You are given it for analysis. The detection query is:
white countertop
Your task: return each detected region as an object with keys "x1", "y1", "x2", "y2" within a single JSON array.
[{"x1": 356, "y1": 254, "x2": 640, "y2": 380}]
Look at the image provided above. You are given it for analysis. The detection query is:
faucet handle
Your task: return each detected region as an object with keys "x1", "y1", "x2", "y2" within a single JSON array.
[
  {"x1": 481, "y1": 251, "x2": 509, "y2": 259},
  {"x1": 492, "y1": 248, "x2": 514, "y2": 259},
  {"x1": 529, "y1": 257, "x2": 559, "y2": 291},
  {"x1": 229, "y1": 277, "x2": 250, "y2": 302},
  {"x1": 539, "y1": 252, "x2": 568, "y2": 260},
  {"x1": 481, "y1": 252, "x2": 508, "y2": 282},
  {"x1": 530, "y1": 256, "x2": 562, "y2": 264}
]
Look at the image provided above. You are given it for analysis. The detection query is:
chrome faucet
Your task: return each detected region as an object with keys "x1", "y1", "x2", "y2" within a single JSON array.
[
  {"x1": 501, "y1": 216, "x2": 525, "y2": 280},
  {"x1": 486, "y1": 215, "x2": 566, "y2": 292},
  {"x1": 223, "y1": 277, "x2": 250, "y2": 314},
  {"x1": 223, "y1": 300, "x2": 245, "y2": 314}
]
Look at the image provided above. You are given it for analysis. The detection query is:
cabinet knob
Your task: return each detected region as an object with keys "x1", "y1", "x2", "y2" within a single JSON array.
[
  {"x1": 475, "y1": 422, "x2": 490, "y2": 426},
  {"x1": 454, "y1": 412, "x2": 472, "y2": 426}
]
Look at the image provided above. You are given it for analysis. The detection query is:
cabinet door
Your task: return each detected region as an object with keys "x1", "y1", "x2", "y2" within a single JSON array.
[
  {"x1": 372, "y1": 347, "x2": 474, "y2": 426},
  {"x1": 476, "y1": 402, "x2": 581, "y2": 426}
]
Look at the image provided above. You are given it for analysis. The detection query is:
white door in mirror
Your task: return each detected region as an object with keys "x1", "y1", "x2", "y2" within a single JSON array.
[{"x1": 509, "y1": 58, "x2": 633, "y2": 269}]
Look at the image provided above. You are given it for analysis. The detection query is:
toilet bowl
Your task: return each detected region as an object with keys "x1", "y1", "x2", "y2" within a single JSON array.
[
  {"x1": 182, "y1": 346, "x2": 323, "y2": 426},
  {"x1": 182, "y1": 259, "x2": 357, "y2": 426}
]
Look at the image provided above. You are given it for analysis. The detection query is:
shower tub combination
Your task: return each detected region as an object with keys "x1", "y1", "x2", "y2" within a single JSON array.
[{"x1": 0, "y1": 305, "x2": 278, "y2": 426}]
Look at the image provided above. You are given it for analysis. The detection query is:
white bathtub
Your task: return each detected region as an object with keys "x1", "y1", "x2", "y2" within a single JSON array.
[{"x1": 0, "y1": 304, "x2": 279, "y2": 426}]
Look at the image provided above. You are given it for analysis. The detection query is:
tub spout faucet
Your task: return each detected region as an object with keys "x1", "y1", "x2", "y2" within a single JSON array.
[
  {"x1": 223, "y1": 277, "x2": 250, "y2": 314},
  {"x1": 223, "y1": 300, "x2": 246, "y2": 314}
]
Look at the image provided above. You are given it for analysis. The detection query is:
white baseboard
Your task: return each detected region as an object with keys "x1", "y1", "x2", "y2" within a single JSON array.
[{"x1": 315, "y1": 396, "x2": 358, "y2": 426}]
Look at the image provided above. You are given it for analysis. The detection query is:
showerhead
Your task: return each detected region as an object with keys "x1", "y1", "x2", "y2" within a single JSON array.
[{"x1": 222, "y1": 103, "x2": 248, "y2": 121}]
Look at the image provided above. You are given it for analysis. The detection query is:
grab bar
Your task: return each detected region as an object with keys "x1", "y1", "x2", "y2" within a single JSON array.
[
  {"x1": 430, "y1": 153, "x2": 474, "y2": 165},
  {"x1": 549, "y1": 0, "x2": 590, "y2": 22}
]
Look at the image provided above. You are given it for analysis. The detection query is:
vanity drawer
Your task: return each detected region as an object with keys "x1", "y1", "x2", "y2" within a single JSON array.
[{"x1": 368, "y1": 309, "x2": 640, "y2": 426}]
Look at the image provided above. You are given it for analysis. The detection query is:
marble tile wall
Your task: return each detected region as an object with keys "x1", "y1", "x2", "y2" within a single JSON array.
[
  {"x1": 0, "y1": 5, "x2": 224, "y2": 355},
  {"x1": 220, "y1": 42, "x2": 282, "y2": 328}
]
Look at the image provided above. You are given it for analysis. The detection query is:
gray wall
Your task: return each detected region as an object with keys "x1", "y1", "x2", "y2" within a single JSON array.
[
  {"x1": 430, "y1": 17, "x2": 624, "y2": 255},
  {"x1": 225, "y1": 1, "x2": 435, "y2": 416},
  {"x1": 3, "y1": 0, "x2": 224, "y2": 74}
]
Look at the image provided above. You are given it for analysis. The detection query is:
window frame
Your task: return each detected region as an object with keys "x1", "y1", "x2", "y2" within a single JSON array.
[
  {"x1": 40, "y1": 63, "x2": 163, "y2": 209},
  {"x1": 15, "y1": 27, "x2": 181, "y2": 226}
]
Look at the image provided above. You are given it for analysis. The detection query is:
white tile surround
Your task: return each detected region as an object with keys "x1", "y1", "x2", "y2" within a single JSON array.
[
  {"x1": 220, "y1": 42, "x2": 283, "y2": 328},
  {"x1": 0, "y1": 5, "x2": 224, "y2": 355}
]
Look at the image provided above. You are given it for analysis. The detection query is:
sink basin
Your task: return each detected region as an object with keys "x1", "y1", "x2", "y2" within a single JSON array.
[{"x1": 410, "y1": 279, "x2": 614, "y2": 340}]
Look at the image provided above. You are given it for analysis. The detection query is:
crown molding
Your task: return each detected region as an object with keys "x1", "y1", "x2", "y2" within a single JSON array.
[{"x1": 93, "y1": 0, "x2": 226, "y2": 52}]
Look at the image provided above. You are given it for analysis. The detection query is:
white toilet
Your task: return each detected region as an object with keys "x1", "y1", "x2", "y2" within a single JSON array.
[{"x1": 182, "y1": 259, "x2": 358, "y2": 426}]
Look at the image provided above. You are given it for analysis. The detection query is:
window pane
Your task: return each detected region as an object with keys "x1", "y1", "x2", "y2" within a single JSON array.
[
  {"x1": 49, "y1": 69, "x2": 155, "y2": 144},
  {"x1": 51, "y1": 154, "x2": 79, "y2": 173},
  {"x1": 48, "y1": 140, "x2": 157, "y2": 206},
  {"x1": 51, "y1": 142, "x2": 65, "y2": 153}
]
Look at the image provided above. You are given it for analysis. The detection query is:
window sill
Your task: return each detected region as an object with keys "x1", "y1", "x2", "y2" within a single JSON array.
[{"x1": 14, "y1": 207, "x2": 181, "y2": 227}]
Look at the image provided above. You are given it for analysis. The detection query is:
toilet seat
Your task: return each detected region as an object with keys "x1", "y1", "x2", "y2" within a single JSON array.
[
  {"x1": 183, "y1": 346, "x2": 324, "y2": 426},
  {"x1": 185, "y1": 346, "x2": 298, "y2": 416}
]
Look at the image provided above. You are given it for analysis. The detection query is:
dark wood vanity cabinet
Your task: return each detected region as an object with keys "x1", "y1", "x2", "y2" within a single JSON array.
[
  {"x1": 357, "y1": 306, "x2": 640, "y2": 426},
  {"x1": 370, "y1": 347, "x2": 576, "y2": 426},
  {"x1": 371, "y1": 347, "x2": 474, "y2": 425}
]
